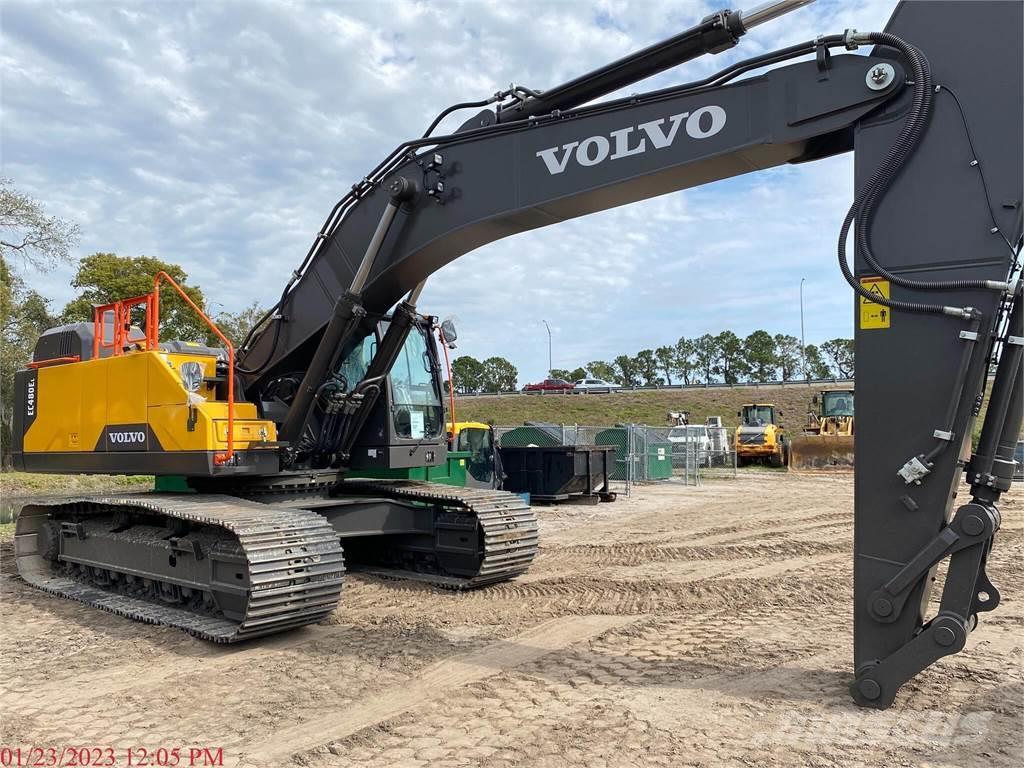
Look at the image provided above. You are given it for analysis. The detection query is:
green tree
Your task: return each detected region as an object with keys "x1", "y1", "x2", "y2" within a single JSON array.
[
  {"x1": 212, "y1": 301, "x2": 268, "y2": 348},
  {"x1": 0, "y1": 177, "x2": 80, "y2": 270},
  {"x1": 587, "y1": 360, "x2": 617, "y2": 382},
  {"x1": 0, "y1": 179, "x2": 77, "y2": 467},
  {"x1": 63, "y1": 253, "x2": 207, "y2": 342},
  {"x1": 774, "y1": 334, "x2": 802, "y2": 381},
  {"x1": 714, "y1": 330, "x2": 747, "y2": 385},
  {"x1": 481, "y1": 356, "x2": 518, "y2": 391},
  {"x1": 634, "y1": 349, "x2": 660, "y2": 386},
  {"x1": 654, "y1": 345, "x2": 676, "y2": 385},
  {"x1": 549, "y1": 368, "x2": 572, "y2": 381},
  {"x1": 821, "y1": 338, "x2": 855, "y2": 378},
  {"x1": 674, "y1": 337, "x2": 695, "y2": 385},
  {"x1": 614, "y1": 354, "x2": 640, "y2": 387},
  {"x1": 567, "y1": 366, "x2": 587, "y2": 382},
  {"x1": 452, "y1": 355, "x2": 485, "y2": 393},
  {"x1": 692, "y1": 334, "x2": 719, "y2": 384},
  {"x1": 1, "y1": 256, "x2": 57, "y2": 466},
  {"x1": 743, "y1": 329, "x2": 777, "y2": 382},
  {"x1": 803, "y1": 344, "x2": 832, "y2": 379}
]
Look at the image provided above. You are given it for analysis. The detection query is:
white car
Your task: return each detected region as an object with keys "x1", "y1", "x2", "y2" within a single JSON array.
[{"x1": 573, "y1": 378, "x2": 618, "y2": 393}]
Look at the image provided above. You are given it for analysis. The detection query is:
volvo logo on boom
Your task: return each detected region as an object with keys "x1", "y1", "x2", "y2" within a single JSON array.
[{"x1": 535, "y1": 106, "x2": 727, "y2": 176}]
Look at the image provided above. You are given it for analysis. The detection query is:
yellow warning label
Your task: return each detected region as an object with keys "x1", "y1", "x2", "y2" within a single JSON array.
[{"x1": 860, "y1": 277, "x2": 890, "y2": 329}]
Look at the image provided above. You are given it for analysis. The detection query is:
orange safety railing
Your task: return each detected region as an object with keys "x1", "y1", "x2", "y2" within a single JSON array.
[
  {"x1": 91, "y1": 271, "x2": 237, "y2": 465},
  {"x1": 92, "y1": 293, "x2": 157, "y2": 359},
  {"x1": 438, "y1": 325, "x2": 456, "y2": 436}
]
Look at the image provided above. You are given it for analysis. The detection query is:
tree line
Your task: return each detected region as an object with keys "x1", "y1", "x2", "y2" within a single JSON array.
[
  {"x1": 450, "y1": 331, "x2": 853, "y2": 393},
  {"x1": 558, "y1": 331, "x2": 853, "y2": 388}
]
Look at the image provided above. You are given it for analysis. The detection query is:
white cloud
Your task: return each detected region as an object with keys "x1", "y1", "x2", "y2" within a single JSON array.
[{"x1": 2, "y1": 0, "x2": 898, "y2": 384}]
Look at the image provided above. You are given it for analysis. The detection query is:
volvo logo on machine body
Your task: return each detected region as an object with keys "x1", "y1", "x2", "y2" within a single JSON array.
[
  {"x1": 535, "y1": 105, "x2": 727, "y2": 175},
  {"x1": 103, "y1": 424, "x2": 151, "y2": 451}
]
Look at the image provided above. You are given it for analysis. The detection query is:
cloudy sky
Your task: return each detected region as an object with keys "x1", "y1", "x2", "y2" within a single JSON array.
[{"x1": 2, "y1": 0, "x2": 897, "y2": 383}]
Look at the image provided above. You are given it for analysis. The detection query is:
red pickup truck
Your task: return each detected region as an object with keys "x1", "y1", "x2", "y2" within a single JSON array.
[{"x1": 522, "y1": 378, "x2": 575, "y2": 393}]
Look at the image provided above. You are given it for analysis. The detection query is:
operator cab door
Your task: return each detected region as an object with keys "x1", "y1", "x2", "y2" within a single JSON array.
[{"x1": 346, "y1": 321, "x2": 448, "y2": 471}]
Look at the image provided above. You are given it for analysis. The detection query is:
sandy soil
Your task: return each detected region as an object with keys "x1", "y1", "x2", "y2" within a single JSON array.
[{"x1": 1, "y1": 473, "x2": 1021, "y2": 767}]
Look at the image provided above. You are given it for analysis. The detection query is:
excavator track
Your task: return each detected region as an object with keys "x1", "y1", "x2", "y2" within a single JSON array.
[
  {"x1": 13, "y1": 494, "x2": 345, "y2": 643},
  {"x1": 339, "y1": 480, "x2": 539, "y2": 589}
]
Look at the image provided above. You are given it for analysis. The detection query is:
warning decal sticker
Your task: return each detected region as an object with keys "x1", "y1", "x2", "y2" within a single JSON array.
[{"x1": 860, "y1": 277, "x2": 890, "y2": 329}]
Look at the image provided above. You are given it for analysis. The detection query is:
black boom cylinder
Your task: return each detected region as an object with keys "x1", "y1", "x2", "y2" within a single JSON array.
[{"x1": 496, "y1": 0, "x2": 814, "y2": 122}]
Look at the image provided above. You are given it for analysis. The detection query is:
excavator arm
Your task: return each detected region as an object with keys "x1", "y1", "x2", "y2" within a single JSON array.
[{"x1": 229, "y1": 0, "x2": 1022, "y2": 709}]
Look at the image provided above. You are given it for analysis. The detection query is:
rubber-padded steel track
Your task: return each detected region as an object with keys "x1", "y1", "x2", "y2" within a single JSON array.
[
  {"x1": 14, "y1": 494, "x2": 345, "y2": 643},
  {"x1": 341, "y1": 480, "x2": 539, "y2": 588}
]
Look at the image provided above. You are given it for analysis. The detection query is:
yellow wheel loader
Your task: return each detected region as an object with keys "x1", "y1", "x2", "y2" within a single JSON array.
[
  {"x1": 734, "y1": 403, "x2": 787, "y2": 468},
  {"x1": 790, "y1": 389, "x2": 856, "y2": 469}
]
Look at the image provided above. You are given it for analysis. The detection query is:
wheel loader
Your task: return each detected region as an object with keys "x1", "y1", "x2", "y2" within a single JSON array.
[
  {"x1": 789, "y1": 389, "x2": 856, "y2": 469},
  {"x1": 734, "y1": 403, "x2": 787, "y2": 468},
  {"x1": 10, "y1": 0, "x2": 1022, "y2": 709}
]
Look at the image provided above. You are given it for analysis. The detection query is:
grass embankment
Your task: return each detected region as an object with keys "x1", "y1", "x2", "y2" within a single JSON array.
[
  {"x1": 456, "y1": 381, "x2": 1017, "y2": 449},
  {"x1": 454, "y1": 383, "x2": 845, "y2": 430},
  {"x1": 1, "y1": 472, "x2": 153, "y2": 496}
]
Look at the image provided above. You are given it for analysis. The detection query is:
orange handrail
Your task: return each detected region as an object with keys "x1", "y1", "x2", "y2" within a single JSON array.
[
  {"x1": 152, "y1": 271, "x2": 236, "y2": 465},
  {"x1": 93, "y1": 294, "x2": 155, "y2": 359},
  {"x1": 438, "y1": 326, "x2": 456, "y2": 437}
]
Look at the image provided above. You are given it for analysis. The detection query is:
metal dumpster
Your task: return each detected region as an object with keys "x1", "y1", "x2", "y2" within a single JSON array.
[{"x1": 499, "y1": 445, "x2": 616, "y2": 503}]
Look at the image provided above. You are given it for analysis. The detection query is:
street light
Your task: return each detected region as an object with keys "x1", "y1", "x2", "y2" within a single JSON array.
[
  {"x1": 799, "y1": 277, "x2": 807, "y2": 379},
  {"x1": 542, "y1": 319, "x2": 552, "y2": 375}
]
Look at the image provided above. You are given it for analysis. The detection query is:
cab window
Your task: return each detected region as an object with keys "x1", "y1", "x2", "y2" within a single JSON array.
[{"x1": 390, "y1": 327, "x2": 443, "y2": 440}]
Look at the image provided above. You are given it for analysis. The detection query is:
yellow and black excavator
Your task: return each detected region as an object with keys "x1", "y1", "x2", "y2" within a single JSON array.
[
  {"x1": 10, "y1": 0, "x2": 1022, "y2": 709},
  {"x1": 790, "y1": 389, "x2": 855, "y2": 468}
]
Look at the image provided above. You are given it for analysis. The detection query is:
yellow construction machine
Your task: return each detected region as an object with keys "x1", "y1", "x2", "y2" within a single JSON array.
[
  {"x1": 789, "y1": 389, "x2": 855, "y2": 469},
  {"x1": 734, "y1": 403, "x2": 787, "y2": 468}
]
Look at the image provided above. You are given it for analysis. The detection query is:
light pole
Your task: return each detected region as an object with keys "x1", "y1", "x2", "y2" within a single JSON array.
[
  {"x1": 542, "y1": 320, "x2": 552, "y2": 375},
  {"x1": 799, "y1": 277, "x2": 807, "y2": 379}
]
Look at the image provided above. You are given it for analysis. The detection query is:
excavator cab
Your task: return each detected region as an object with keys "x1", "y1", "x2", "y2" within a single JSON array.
[{"x1": 266, "y1": 315, "x2": 450, "y2": 473}]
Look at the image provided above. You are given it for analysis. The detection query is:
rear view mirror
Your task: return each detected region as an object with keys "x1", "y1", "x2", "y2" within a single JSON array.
[{"x1": 440, "y1": 318, "x2": 458, "y2": 343}]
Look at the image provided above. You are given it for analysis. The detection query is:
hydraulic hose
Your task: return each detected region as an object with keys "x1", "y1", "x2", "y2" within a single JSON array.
[{"x1": 837, "y1": 32, "x2": 1010, "y2": 316}]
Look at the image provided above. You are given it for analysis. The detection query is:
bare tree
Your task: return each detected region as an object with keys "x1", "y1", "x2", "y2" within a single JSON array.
[{"x1": 0, "y1": 178, "x2": 80, "y2": 270}]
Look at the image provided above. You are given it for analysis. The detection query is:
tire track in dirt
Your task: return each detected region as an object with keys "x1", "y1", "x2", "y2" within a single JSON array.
[
  {"x1": 539, "y1": 538, "x2": 846, "y2": 568},
  {"x1": 243, "y1": 614, "x2": 633, "y2": 765},
  {"x1": 0, "y1": 623, "x2": 342, "y2": 708}
]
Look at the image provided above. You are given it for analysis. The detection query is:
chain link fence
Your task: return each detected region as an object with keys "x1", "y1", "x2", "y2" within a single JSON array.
[{"x1": 494, "y1": 422, "x2": 736, "y2": 493}]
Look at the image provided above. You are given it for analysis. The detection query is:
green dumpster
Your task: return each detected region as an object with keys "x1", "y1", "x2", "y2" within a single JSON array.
[
  {"x1": 499, "y1": 423, "x2": 565, "y2": 448},
  {"x1": 595, "y1": 426, "x2": 672, "y2": 481}
]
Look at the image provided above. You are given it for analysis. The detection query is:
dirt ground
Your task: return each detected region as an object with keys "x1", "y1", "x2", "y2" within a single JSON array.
[{"x1": 1, "y1": 473, "x2": 1021, "y2": 768}]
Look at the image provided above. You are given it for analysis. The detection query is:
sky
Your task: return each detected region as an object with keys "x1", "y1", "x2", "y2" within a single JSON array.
[{"x1": 1, "y1": 0, "x2": 898, "y2": 384}]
